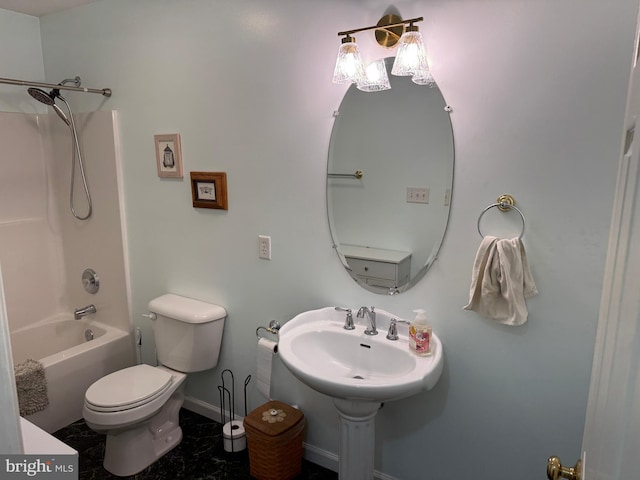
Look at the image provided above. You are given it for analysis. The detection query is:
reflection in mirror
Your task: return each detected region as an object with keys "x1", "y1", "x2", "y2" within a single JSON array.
[{"x1": 327, "y1": 57, "x2": 454, "y2": 295}]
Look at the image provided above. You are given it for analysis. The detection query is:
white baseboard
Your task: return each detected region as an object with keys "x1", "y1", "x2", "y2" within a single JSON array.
[
  {"x1": 183, "y1": 395, "x2": 233, "y2": 422},
  {"x1": 302, "y1": 442, "x2": 339, "y2": 472},
  {"x1": 374, "y1": 470, "x2": 399, "y2": 480},
  {"x1": 182, "y1": 395, "x2": 397, "y2": 479}
]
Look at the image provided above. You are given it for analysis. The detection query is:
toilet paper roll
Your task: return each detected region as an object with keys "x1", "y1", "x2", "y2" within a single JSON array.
[
  {"x1": 257, "y1": 337, "x2": 278, "y2": 398},
  {"x1": 222, "y1": 420, "x2": 246, "y2": 453}
]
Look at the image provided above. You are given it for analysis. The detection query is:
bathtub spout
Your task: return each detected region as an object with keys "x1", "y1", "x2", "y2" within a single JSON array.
[{"x1": 74, "y1": 304, "x2": 97, "y2": 320}]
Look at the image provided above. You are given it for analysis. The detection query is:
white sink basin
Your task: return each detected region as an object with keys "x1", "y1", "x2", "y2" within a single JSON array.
[{"x1": 278, "y1": 307, "x2": 443, "y2": 402}]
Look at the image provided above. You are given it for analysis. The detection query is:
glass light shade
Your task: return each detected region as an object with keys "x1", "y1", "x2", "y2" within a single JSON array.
[
  {"x1": 412, "y1": 67, "x2": 436, "y2": 87},
  {"x1": 332, "y1": 37, "x2": 366, "y2": 84},
  {"x1": 357, "y1": 59, "x2": 391, "y2": 92},
  {"x1": 391, "y1": 28, "x2": 429, "y2": 76}
]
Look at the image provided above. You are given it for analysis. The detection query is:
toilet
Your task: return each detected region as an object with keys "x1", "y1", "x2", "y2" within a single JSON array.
[{"x1": 82, "y1": 293, "x2": 226, "y2": 477}]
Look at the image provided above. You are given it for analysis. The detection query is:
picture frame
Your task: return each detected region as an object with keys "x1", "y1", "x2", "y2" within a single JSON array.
[
  {"x1": 154, "y1": 133, "x2": 183, "y2": 178},
  {"x1": 190, "y1": 172, "x2": 228, "y2": 210}
]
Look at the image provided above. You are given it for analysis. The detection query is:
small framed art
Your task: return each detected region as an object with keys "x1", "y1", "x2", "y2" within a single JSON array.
[
  {"x1": 190, "y1": 172, "x2": 228, "y2": 210},
  {"x1": 154, "y1": 133, "x2": 183, "y2": 178}
]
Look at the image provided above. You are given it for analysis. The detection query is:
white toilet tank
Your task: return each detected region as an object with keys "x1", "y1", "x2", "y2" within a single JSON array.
[{"x1": 148, "y1": 294, "x2": 227, "y2": 373}]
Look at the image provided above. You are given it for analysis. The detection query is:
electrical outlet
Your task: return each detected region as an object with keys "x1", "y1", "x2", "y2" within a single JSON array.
[
  {"x1": 258, "y1": 235, "x2": 271, "y2": 260},
  {"x1": 407, "y1": 187, "x2": 429, "y2": 204}
]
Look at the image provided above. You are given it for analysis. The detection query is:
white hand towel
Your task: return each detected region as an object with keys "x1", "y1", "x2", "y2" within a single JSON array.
[{"x1": 464, "y1": 236, "x2": 537, "y2": 326}]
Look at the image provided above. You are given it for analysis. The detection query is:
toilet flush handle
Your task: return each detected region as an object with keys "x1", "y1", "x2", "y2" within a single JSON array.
[{"x1": 141, "y1": 313, "x2": 157, "y2": 320}]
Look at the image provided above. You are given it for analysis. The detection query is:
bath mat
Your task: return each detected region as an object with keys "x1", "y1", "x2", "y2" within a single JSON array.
[{"x1": 14, "y1": 358, "x2": 49, "y2": 416}]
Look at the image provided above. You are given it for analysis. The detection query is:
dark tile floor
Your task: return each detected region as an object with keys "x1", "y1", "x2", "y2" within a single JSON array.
[{"x1": 53, "y1": 409, "x2": 338, "y2": 480}]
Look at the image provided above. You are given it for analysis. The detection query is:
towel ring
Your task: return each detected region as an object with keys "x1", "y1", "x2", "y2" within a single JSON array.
[{"x1": 477, "y1": 195, "x2": 526, "y2": 239}]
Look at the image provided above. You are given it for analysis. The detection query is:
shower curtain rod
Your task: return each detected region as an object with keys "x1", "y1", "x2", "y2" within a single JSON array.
[{"x1": 0, "y1": 76, "x2": 111, "y2": 97}]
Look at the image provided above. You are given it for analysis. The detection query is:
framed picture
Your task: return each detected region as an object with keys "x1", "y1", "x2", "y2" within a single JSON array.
[
  {"x1": 154, "y1": 133, "x2": 183, "y2": 178},
  {"x1": 190, "y1": 172, "x2": 228, "y2": 210}
]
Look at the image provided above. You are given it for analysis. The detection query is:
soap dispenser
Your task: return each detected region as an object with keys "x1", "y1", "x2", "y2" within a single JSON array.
[{"x1": 409, "y1": 309, "x2": 432, "y2": 356}]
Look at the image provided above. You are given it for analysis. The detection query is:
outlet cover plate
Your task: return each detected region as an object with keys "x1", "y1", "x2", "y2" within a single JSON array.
[{"x1": 258, "y1": 235, "x2": 271, "y2": 260}]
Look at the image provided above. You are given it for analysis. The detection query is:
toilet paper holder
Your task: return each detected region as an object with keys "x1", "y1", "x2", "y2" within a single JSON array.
[
  {"x1": 218, "y1": 369, "x2": 251, "y2": 453},
  {"x1": 256, "y1": 320, "x2": 281, "y2": 339}
]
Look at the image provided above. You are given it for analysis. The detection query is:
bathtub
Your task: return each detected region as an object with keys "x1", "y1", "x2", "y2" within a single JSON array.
[{"x1": 10, "y1": 316, "x2": 135, "y2": 433}]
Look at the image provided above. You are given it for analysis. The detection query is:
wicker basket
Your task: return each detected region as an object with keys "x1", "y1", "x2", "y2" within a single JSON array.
[{"x1": 243, "y1": 400, "x2": 305, "y2": 480}]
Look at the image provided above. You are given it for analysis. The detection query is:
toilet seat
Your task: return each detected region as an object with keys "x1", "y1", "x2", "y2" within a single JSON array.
[{"x1": 85, "y1": 364, "x2": 174, "y2": 413}]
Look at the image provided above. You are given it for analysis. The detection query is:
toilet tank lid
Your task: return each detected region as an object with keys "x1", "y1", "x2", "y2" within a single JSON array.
[{"x1": 148, "y1": 294, "x2": 227, "y2": 324}]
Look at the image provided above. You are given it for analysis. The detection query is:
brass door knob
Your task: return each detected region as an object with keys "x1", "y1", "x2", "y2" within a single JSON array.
[{"x1": 547, "y1": 456, "x2": 582, "y2": 480}]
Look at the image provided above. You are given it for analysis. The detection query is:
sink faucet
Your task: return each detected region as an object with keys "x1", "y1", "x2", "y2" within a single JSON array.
[
  {"x1": 74, "y1": 304, "x2": 97, "y2": 320},
  {"x1": 357, "y1": 306, "x2": 377, "y2": 335}
]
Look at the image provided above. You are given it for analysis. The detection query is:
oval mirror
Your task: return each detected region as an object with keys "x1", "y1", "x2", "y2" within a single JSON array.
[{"x1": 327, "y1": 57, "x2": 454, "y2": 294}]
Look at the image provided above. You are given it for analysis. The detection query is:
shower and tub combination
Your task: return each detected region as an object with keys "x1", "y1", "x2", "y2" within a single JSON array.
[{"x1": 0, "y1": 75, "x2": 134, "y2": 433}]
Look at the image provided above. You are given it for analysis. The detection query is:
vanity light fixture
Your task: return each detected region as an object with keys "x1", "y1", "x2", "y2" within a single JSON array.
[
  {"x1": 357, "y1": 59, "x2": 391, "y2": 92},
  {"x1": 412, "y1": 66, "x2": 436, "y2": 87},
  {"x1": 391, "y1": 21, "x2": 429, "y2": 77},
  {"x1": 332, "y1": 35, "x2": 367, "y2": 84},
  {"x1": 333, "y1": 15, "x2": 432, "y2": 90}
]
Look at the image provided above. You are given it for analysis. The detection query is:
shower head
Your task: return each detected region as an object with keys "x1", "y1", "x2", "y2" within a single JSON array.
[
  {"x1": 27, "y1": 87, "x2": 91, "y2": 220},
  {"x1": 27, "y1": 87, "x2": 70, "y2": 126},
  {"x1": 27, "y1": 87, "x2": 55, "y2": 106}
]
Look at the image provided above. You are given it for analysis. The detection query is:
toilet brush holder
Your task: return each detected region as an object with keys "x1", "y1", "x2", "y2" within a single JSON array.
[{"x1": 223, "y1": 420, "x2": 246, "y2": 453}]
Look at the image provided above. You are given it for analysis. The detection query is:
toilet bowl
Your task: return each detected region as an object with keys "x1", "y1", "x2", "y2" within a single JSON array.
[
  {"x1": 82, "y1": 294, "x2": 226, "y2": 477},
  {"x1": 83, "y1": 364, "x2": 187, "y2": 476}
]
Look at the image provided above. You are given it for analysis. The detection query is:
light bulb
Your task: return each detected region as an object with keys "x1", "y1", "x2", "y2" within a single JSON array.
[
  {"x1": 332, "y1": 36, "x2": 366, "y2": 84},
  {"x1": 391, "y1": 26, "x2": 429, "y2": 77}
]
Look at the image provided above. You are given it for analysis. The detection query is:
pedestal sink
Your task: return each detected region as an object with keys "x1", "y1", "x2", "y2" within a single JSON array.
[{"x1": 278, "y1": 307, "x2": 443, "y2": 479}]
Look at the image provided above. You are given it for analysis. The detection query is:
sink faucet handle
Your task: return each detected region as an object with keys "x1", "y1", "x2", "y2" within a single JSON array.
[
  {"x1": 344, "y1": 312, "x2": 355, "y2": 330},
  {"x1": 386, "y1": 318, "x2": 410, "y2": 340},
  {"x1": 387, "y1": 319, "x2": 399, "y2": 340},
  {"x1": 335, "y1": 307, "x2": 355, "y2": 330}
]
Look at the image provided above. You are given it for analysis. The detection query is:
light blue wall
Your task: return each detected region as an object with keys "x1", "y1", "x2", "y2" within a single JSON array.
[
  {"x1": 0, "y1": 7, "x2": 45, "y2": 454},
  {"x1": 0, "y1": 0, "x2": 636, "y2": 478},
  {"x1": 0, "y1": 9, "x2": 44, "y2": 113}
]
